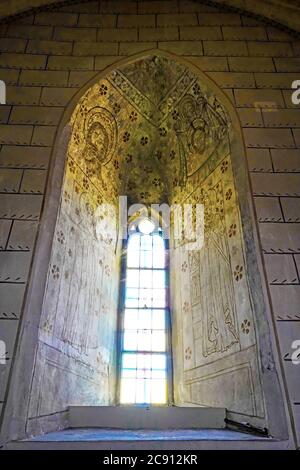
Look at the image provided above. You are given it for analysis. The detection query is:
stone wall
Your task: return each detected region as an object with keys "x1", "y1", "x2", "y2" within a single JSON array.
[{"x1": 0, "y1": 0, "x2": 299, "y2": 446}]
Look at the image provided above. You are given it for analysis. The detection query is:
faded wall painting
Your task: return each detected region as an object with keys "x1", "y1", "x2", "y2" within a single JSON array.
[{"x1": 171, "y1": 140, "x2": 265, "y2": 421}]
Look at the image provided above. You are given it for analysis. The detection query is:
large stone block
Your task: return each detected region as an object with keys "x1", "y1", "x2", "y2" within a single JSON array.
[
  {"x1": 138, "y1": 1, "x2": 179, "y2": 14},
  {"x1": 159, "y1": 41, "x2": 203, "y2": 55},
  {"x1": 117, "y1": 14, "x2": 155, "y2": 28},
  {"x1": 47, "y1": 56, "x2": 94, "y2": 71},
  {"x1": 9, "y1": 105, "x2": 63, "y2": 125},
  {"x1": 271, "y1": 149, "x2": 300, "y2": 172},
  {"x1": 228, "y1": 57, "x2": 275, "y2": 72},
  {"x1": 139, "y1": 27, "x2": 178, "y2": 41},
  {"x1": 6, "y1": 24, "x2": 53, "y2": 40},
  {"x1": 73, "y1": 41, "x2": 118, "y2": 56},
  {"x1": 246, "y1": 148, "x2": 273, "y2": 172},
  {"x1": 7, "y1": 220, "x2": 39, "y2": 251},
  {"x1": 54, "y1": 27, "x2": 97, "y2": 42},
  {"x1": 157, "y1": 13, "x2": 198, "y2": 26},
  {"x1": 180, "y1": 26, "x2": 222, "y2": 40},
  {"x1": 40, "y1": 87, "x2": 76, "y2": 107},
  {"x1": 97, "y1": 27, "x2": 137, "y2": 42},
  {"x1": 248, "y1": 42, "x2": 293, "y2": 57},
  {"x1": 79, "y1": 14, "x2": 116, "y2": 28},
  {"x1": 0, "y1": 124, "x2": 33, "y2": 145},
  {"x1": 19, "y1": 70, "x2": 69, "y2": 87},
  {"x1": 234, "y1": 89, "x2": 284, "y2": 108},
  {"x1": 0, "y1": 193, "x2": 43, "y2": 219},
  {"x1": 0, "y1": 168, "x2": 23, "y2": 192},
  {"x1": 0, "y1": 38, "x2": 27, "y2": 53},
  {"x1": 264, "y1": 253, "x2": 298, "y2": 284},
  {"x1": 222, "y1": 26, "x2": 267, "y2": 41},
  {"x1": 254, "y1": 197, "x2": 283, "y2": 222},
  {"x1": 0, "y1": 53, "x2": 46, "y2": 70},
  {"x1": 6, "y1": 86, "x2": 41, "y2": 105},
  {"x1": 203, "y1": 40, "x2": 248, "y2": 56},
  {"x1": 206, "y1": 71, "x2": 255, "y2": 88},
  {"x1": 280, "y1": 198, "x2": 300, "y2": 222},
  {"x1": 31, "y1": 126, "x2": 57, "y2": 146},
  {"x1": 244, "y1": 128, "x2": 295, "y2": 148},
  {"x1": 119, "y1": 42, "x2": 157, "y2": 56},
  {"x1": 0, "y1": 145, "x2": 50, "y2": 169},
  {"x1": 20, "y1": 169, "x2": 47, "y2": 195},
  {"x1": 34, "y1": 12, "x2": 78, "y2": 26},
  {"x1": 198, "y1": 13, "x2": 241, "y2": 25},
  {"x1": 27, "y1": 39, "x2": 73, "y2": 56},
  {"x1": 251, "y1": 173, "x2": 300, "y2": 196}
]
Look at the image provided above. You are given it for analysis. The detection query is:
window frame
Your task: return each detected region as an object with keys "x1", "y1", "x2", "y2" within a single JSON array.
[{"x1": 116, "y1": 222, "x2": 173, "y2": 406}]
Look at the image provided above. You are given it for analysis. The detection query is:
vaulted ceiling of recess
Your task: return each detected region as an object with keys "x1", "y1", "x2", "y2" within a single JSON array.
[
  {"x1": 70, "y1": 54, "x2": 229, "y2": 206},
  {"x1": 0, "y1": 0, "x2": 300, "y2": 34}
]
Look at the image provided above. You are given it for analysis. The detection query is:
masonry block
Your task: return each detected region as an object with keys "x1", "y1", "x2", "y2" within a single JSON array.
[
  {"x1": 0, "y1": 168, "x2": 22, "y2": 192},
  {"x1": 159, "y1": 41, "x2": 203, "y2": 55},
  {"x1": 0, "y1": 145, "x2": 51, "y2": 169},
  {"x1": 31, "y1": 126, "x2": 56, "y2": 146},
  {"x1": 157, "y1": 13, "x2": 198, "y2": 26},
  {"x1": 246, "y1": 148, "x2": 273, "y2": 172},
  {"x1": 203, "y1": 40, "x2": 248, "y2": 56},
  {"x1": 19, "y1": 70, "x2": 69, "y2": 87},
  {"x1": 73, "y1": 41, "x2": 118, "y2": 56},
  {"x1": 280, "y1": 198, "x2": 300, "y2": 222},
  {"x1": 180, "y1": 26, "x2": 222, "y2": 40},
  {"x1": 6, "y1": 86, "x2": 41, "y2": 105},
  {"x1": 54, "y1": 27, "x2": 97, "y2": 42},
  {"x1": 139, "y1": 27, "x2": 178, "y2": 41},
  {"x1": 47, "y1": 56, "x2": 94, "y2": 71},
  {"x1": 79, "y1": 14, "x2": 116, "y2": 28},
  {"x1": 27, "y1": 39, "x2": 73, "y2": 56},
  {"x1": 9, "y1": 106, "x2": 63, "y2": 125},
  {"x1": 0, "y1": 124, "x2": 33, "y2": 145},
  {"x1": 222, "y1": 26, "x2": 267, "y2": 41},
  {"x1": 251, "y1": 173, "x2": 300, "y2": 196},
  {"x1": 98, "y1": 27, "x2": 138, "y2": 42},
  {"x1": 264, "y1": 254, "x2": 298, "y2": 284},
  {"x1": 0, "y1": 53, "x2": 46, "y2": 70},
  {"x1": 117, "y1": 14, "x2": 154, "y2": 28},
  {"x1": 254, "y1": 197, "x2": 283, "y2": 222},
  {"x1": 271, "y1": 149, "x2": 300, "y2": 173}
]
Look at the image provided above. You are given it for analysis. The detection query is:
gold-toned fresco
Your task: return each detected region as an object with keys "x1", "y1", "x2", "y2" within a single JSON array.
[
  {"x1": 31, "y1": 54, "x2": 265, "y2": 421},
  {"x1": 171, "y1": 154, "x2": 265, "y2": 417}
]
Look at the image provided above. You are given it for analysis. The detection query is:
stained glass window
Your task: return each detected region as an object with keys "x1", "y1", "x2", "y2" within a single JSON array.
[{"x1": 119, "y1": 224, "x2": 170, "y2": 404}]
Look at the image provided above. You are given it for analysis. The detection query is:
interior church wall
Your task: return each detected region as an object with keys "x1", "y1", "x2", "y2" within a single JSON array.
[
  {"x1": 25, "y1": 89, "x2": 121, "y2": 435},
  {"x1": 0, "y1": 0, "x2": 299, "y2": 447}
]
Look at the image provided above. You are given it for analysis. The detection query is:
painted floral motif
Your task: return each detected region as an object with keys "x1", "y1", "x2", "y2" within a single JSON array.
[
  {"x1": 129, "y1": 111, "x2": 138, "y2": 122},
  {"x1": 68, "y1": 160, "x2": 76, "y2": 173},
  {"x1": 234, "y1": 265, "x2": 243, "y2": 281},
  {"x1": 181, "y1": 261, "x2": 188, "y2": 272},
  {"x1": 140, "y1": 136, "x2": 148, "y2": 146},
  {"x1": 112, "y1": 102, "x2": 121, "y2": 114},
  {"x1": 155, "y1": 150, "x2": 162, "y2": 160},
  {"x1": 51, "y1": 265, "x2": 60, "y2": 280},
  {"x1": 192, "y1": 83, "x2": 201, "y2": 95},
  {"x1": 228, "y1": 223, "x2": 237, "y2": 238},
  {"x1": 57, "y1": 230, "x2": 65, "y2": 244},
  {"x1": 225, "y1": 188, "x2": 233, "y2": 200},
  {"x1": 241, "y1": 319, "x2": 251, "y2": 334},
  {"x1": 126, "y1": 154, "x2": 133, "y2": 163},
  {"x1": 140, "y1": 191, "x2": 150, "y2": 200},
  {"x1": 169, "y1": 150, "x2": 176, "y2": 160},
  {"x1": 221, "y1": 160, "x2": 228, "y2": 173},
  {"x1": 99, "y1": 84, "x2": 108, "y2": 96},
  {"x1": 159, "y1": 127, "x2": 167, "y2": 137},
  {"x1": 185, "y1": 346, "x2": 192, "y2": 360},
  {"x1": 172, "y1": 110, "x2": 179, "y2": 120},
  {"x1": 183, "y1": 301, "x2": 190, "y2": 314},
  {"x1": 123, "y1": 131, "x2": 130, "y2": 143},
  {"x1": 104, "y1": 264, "x2": 111, "y2": 276}
]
